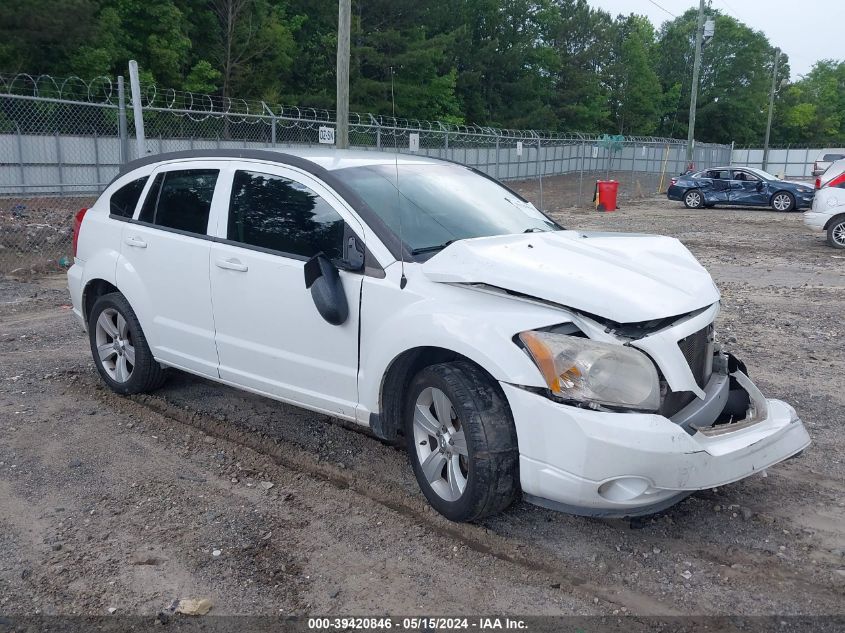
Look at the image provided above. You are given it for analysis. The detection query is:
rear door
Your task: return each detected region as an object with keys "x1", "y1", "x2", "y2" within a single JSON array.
[
  {"x1": 729, "y1": 169, "x2": 768, "y2": 205},
  {"x1": 704, "y1": 169, "x2": 731, "y2": 202},
  {"x1": 208, "y1": 163, "x2": 366, "y2": 418},
  {"x1": 117, "y1": 162, "x2": 224, "y2": 377}
]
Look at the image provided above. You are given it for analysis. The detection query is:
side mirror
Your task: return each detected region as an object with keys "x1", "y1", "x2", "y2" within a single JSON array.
[{"x1": 304, "y1": 253, "x2": 349, "y2": 326}]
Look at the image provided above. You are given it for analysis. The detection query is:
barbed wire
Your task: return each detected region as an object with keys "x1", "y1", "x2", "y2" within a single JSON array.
[
  {"x1": 0, "y1": 73, "x2": 115, "y2": 104},
  {"x1": 0, "y1": 72, "x2": 730, "y2": 146}
]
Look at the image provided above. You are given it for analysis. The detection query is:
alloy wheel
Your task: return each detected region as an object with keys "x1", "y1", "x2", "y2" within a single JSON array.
[
  {"x1": 94, "y1": 308, "x2": 135, "y2": 383},
  {"x1": 833, "y1": 221, "x2": 845, "y2": 247},
  {"x1": 685, "y1": 191, "x2": 702, "y2": 208},
  {"x1": 412, "y1": 387, "x2": 469, "y2": 502},
  {"x1": 773, "y1": 193, "x2": 792, "y2": 211}
]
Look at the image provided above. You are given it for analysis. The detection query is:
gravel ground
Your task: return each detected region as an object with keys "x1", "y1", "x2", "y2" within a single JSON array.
[{"x1": 0, "y1": 185, "x2": 844, "y2": 619}]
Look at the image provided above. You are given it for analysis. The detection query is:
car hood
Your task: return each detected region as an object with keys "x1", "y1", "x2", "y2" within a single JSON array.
[{"x1": 422, "y1": 231, "x2": 720, "y2": 323}]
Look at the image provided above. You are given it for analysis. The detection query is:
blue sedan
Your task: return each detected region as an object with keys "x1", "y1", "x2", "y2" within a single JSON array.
[{"x1": 667, "y1": 166, "x2": 814, "y2": 211}]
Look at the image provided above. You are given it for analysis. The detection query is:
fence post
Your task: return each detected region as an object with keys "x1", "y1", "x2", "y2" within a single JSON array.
[
  {"x1": 92, "y1": 126, "x2": 101, "y2": 188},
  {"x1": 15, "y1": 123, "x2": 25, "y2": 187},
  {"x1": 128, "y1": 60, "x2": 146, "y2": 157},
  {"x1": 784, "y1": 145, "x2": 790, "y2": 178},
  {"x1": 805, "y1": 147, "x2": 811, "y2": 178},
  {"x1": 578, "y1": 139, "x2": 586, "y2": 207},
  {"x1": 536, "y1": 134, "x2": 543, "y2": 210},
  {"x1": 55, "y1": 131, "x2": 64, "y2": 194},
  {"x1": 117, "y1": 75, "x2": 129, "y2": 164},
  {"x1": 495, "y1": 136, "x2": 500, "y2": 180}
]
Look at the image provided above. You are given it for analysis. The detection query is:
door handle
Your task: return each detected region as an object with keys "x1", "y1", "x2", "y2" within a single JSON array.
[
  {"x1": 124, "y1": 236, "x2": 147, "y2": 248},
  {"x1": 215, "y1": 258, "x2": 248, "y2": 272}
]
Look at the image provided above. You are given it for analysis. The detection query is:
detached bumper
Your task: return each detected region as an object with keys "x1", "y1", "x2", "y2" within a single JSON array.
[{"x1": 502, "y1": 376, "x2": 810, "y2": 517}]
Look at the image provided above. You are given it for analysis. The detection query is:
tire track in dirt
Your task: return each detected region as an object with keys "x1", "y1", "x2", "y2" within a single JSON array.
[{"x1": 63, "y1": 370, "x2": 684, "y2": 617}]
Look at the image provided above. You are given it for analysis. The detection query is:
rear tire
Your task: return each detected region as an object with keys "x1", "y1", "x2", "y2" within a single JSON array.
[
  {"x1": 88, "y1": 292, "x2": 167, "y2": 395},
  {"x1": 683, "y1": 189, "x2": 705, "y2": 209},
  {"x1": 827, "y1": 215, "x2": 845, "y2": 249},
  {"x1": 771, "y1": 191, "x2": 795, "y2": 212},
  {"x1": 404, "y1": 361, "x2": 519, "y2": 522}
]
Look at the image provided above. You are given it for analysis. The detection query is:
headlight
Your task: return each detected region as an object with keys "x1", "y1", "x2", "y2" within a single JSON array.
[{"x1": 519, "y1": 331, "x2": 660, "y2": 411}]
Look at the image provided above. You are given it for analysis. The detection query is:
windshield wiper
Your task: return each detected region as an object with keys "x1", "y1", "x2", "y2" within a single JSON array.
[{"x1": 411, "y1": 240, "x2": 455, "y2": 255}]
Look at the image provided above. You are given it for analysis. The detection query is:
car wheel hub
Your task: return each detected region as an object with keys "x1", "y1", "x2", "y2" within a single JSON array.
[
  {"x1": 834, "y1": 223, "x2": 845, "y2": 245},
  {"x1": 95, "y1": 308, "x2": 135, "y2": 383},
  {"x1": 413, "y1": 387, "x2": 469, "y2": 502}
]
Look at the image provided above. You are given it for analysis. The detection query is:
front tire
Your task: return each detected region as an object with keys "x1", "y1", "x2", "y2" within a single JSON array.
[
  {"x1": 771, "y1": 191, "x2": 795, "y2": 212},
  {"x1": 88, "y1": 292, "x2": 167, "y2": 394},
  {"x1": 827, "y1": 215, "x2": 845, "y2": 249},
  {"x1": 404, "y1": 362, "x2": 519, "y2": 522},
  {"x1": 683, "y1": 189, "x2": 705, "y2": 209}
]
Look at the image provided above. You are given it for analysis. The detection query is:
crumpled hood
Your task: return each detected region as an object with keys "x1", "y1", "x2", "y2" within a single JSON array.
[{"x1": 422, "y1": 230, "x2": 720, "y2": 323}]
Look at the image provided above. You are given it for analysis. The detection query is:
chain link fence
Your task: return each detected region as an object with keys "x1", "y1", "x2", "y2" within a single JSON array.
[{"x1": 1, "y1": 72, "x2": 732, "y2": 277}]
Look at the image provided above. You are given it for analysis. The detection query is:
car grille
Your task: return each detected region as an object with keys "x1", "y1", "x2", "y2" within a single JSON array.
[
  {"x1": 678, "y1": 325, "x2": 713, "y2": 389},
  {"x1": 659, "y1": 324, "x2": 714, "y2": 418}
]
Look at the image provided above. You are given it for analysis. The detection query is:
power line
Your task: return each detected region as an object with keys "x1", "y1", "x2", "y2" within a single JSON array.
[{"x1": 646, "y1": 0, "x2": 676, "y2": 18}]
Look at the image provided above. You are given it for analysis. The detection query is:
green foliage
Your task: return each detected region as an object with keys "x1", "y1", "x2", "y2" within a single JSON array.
[{"x1": 1, "y1": 0, "x2": 843, "y2": 144}]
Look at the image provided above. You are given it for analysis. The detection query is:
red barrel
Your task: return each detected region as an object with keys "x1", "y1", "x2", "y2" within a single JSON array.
[{"x1": 596, "y1": 180, "x2": 618, "y2": 212}]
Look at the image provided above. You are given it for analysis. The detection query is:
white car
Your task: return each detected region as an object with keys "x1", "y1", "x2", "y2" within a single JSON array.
[
  {"x1": 805, "y1": 158, "x2": 845, "y2": 248},
  {"x1": 67, "y1": 149, "x2": 810, "y2": 521}
]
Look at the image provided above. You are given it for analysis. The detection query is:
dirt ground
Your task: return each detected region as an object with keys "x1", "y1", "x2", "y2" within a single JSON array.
[{"x1": 1, "y1": 186, "x2": 844, "y2": 619}]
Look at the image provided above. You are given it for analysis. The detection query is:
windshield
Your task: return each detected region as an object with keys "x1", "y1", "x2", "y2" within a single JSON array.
[{"x1": 332, "y1": 163, "x2": 560, "y2": 254}]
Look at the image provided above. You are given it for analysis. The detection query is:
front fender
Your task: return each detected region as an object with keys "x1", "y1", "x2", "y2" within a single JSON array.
[{"x1": 357, "y1": 270, "x2": 570, "y2": 417}]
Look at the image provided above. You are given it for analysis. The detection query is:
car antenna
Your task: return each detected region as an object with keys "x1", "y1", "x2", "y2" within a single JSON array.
[{"x1": 391, "y1": 67, "x2": 407, "y2": 290}]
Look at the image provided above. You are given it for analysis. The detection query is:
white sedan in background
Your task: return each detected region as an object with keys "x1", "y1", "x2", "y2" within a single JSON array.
[{"x1": 805, "y1": 159, "x2": 845, "y2": 248}]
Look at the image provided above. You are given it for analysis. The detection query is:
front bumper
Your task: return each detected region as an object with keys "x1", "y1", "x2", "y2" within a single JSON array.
[{"x1": 503, "y1": 371, "x2": 810, "y2": 517}]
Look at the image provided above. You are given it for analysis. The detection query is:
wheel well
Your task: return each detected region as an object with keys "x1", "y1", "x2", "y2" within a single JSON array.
[
  {"x1": 372, "y1": 346, "x2": 502, "y2": 445},
  {"x1": 770, "y1": 190, "x2": 794, "y2": 204},
  {"x1": 824, "y1": 213, "x2": 845, "y2": 230},
  {"x1": 82, "y1": 279, "x2": 119, "y2": 325}
]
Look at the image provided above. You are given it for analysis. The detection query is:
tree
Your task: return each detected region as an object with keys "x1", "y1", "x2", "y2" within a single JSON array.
[
  {"x1": 655, "y1": 9, "x2": 781, "y2": 144},
  {"x1": 607, "y1": 14, "x2": 662, "y2": 135}
]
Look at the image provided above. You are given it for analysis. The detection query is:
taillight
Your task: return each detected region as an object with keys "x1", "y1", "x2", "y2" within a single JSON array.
[
  {"x1": 72, "y1": 208, "x2": 88, "y2": 258},
  {"x1": 815, "y1": 178, "x2": 821, "y2": 189},
  {"x1": 670, "y1": 177, "x2": 677, "y2": 186}
]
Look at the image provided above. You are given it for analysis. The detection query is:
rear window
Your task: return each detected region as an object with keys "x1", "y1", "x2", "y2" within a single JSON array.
[
  {"x1": 822, "y1": 154, "x2": 845, "y2": 162},
  {"x1": 110, "y1": 176, "x2": 148, "y2": 218},
  {"x1": 139, "y1": 169, "x2": 219, "y2": 234}
]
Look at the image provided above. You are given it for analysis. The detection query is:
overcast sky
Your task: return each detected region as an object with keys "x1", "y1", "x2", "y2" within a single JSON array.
[{"x1": 587, "y1": 0, "x2": 839, "y2": 78}]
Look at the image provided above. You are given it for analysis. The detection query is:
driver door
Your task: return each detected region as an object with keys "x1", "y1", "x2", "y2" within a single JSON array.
[
  {"x1": 729, "y1": 170, "x2": 767, "y2": 205},
  {"x1": 208, "y1": 164, "x2": 367, "y2": 419}
]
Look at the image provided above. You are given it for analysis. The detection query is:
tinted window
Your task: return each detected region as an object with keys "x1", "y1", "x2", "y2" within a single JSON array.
[
  {"x1": 228, "y1": 170, "x2": 345, "y2": 259},
  {"x1": 139, "y1": 169, "x2": 218, "y2": 234},
  {"x1": 706, "y1": 170, "x2": 730, "y2": 179},
  {"x1": 110, "y1": 176, "x2": 148, "y2": 218},
  {"x1": 822, "y1": 154, "x2": 844, "y2": 162}
]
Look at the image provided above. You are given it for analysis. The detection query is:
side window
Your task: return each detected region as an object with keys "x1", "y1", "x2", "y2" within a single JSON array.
[
  {"x1": 138, "y1": 169, "x2": 219, "y2": 234},
  {"x1": 110, "y1": 176, "x2": 149, "y2": 218},
  {"x1": 227, "y1": 170, "x2": 346, "y2": 260}
]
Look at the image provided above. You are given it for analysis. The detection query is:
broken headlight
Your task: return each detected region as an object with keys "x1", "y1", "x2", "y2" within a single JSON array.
[{"x1": 518, "y1": 331, "x2": 660, "y2": 411}]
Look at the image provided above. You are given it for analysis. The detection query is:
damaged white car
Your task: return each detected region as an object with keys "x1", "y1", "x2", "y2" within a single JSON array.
[{"x1": 67, "y1": 149, "x2": 810, "y2": 522}]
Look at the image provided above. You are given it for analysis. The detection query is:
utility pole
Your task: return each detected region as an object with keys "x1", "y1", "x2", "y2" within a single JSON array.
[
  {"x1": 686, "y1": 0, "x2": 706, "y2": 168},
  {"x1": 762, "y1": 48, "x2": 781, "y2": 171},
  {"x1": 336, "y1": 0, "x2": 351, "y2": 149}
]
